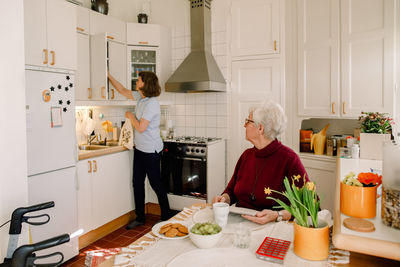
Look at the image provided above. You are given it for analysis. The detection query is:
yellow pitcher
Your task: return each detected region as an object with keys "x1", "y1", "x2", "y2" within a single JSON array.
[{"x1": 310, "y1": 124, "x2": 330, "y2": 155}]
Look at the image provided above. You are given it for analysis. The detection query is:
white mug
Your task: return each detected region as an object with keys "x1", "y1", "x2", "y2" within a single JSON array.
[{"x1": 213, "y1": 202, "x2": 229, "y2": 227}]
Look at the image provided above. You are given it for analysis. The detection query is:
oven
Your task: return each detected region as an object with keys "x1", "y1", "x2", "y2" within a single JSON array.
[{"x1": 161, "y1": 141, "x2": 207, "y2": 200}]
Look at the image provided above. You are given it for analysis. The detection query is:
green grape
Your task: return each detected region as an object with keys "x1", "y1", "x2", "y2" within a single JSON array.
[{"x1": 191, "y1": 222, "x2": 222, "y2": 235}]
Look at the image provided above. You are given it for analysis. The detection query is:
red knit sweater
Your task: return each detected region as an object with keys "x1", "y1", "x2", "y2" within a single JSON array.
[{"x1": 223, "y1": 139, "x2": 309, "y2": 211}]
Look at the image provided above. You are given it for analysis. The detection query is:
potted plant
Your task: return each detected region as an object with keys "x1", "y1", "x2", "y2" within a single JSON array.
[
  {"x1": 340, "y1": 171, "x2": 381, "y2": 218},
  {"x1": 359, "y1": 111, "x2": 393, "y2": 160},
  {"x1": 266, "y1": 175, "x2": 329, "y2": 261}
]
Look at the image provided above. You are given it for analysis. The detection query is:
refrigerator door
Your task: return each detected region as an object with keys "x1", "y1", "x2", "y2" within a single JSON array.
[
  {"x1": 28, "y1": 167, "x2": 79, "y2": 263},
  {"x1": 25, "y1": 69, "x2": 76, "y2": 176}
]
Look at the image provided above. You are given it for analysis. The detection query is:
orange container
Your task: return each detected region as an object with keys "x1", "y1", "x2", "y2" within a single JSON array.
[
  {"x1": 340, "y1": 182, "x2": 377, "y2": 218},
  {"x1": 293, "y1": 220, "x2": 329, "y2": 261}
]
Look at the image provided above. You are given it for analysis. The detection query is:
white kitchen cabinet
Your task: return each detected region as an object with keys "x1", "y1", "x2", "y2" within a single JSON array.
[
  {"x1": 76, "y1": 5, "x2": 90, "y2": 34},
  {"x1": 90, "y1": 11, "x2": 126, "y2": 44},
  {"x1": 77, "y1": 151, "x2": 134, "y2": 233},
  {"x1": 229, "y1": 58, "x2": 282, "y2": 177},
  {"x1": 298, "y1": 0, "x2": 395, "y2": 118},
  {"x1": 230, "y1": 0, "x2": 280, "y2": 58},
  {"x1": 300, "y1": 154, "x2": 336, "y2": 214},
  {"x1": 90, "y1": 33, "x2": 127, "y2": 101},
  {"x1": 76, "y1": 33, "x2": 91, "y2": 101},
  {"x1": 127, "y1": 23, "x2": 160, "y2": 46},
  {"x1": 24, "y1": 0, "x2": 76, "y2": 70},
  {"x1": 108, "y1": 41, "x2": 127, "y2": 100}
]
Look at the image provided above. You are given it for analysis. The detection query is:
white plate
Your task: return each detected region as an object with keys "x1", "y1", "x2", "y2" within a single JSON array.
[
  {"x1": 193, "y1": 207, "x2": 266, "y2": 233},
  {"x1": 152, "y1": 220, "x2": 190, "y2": 240}
]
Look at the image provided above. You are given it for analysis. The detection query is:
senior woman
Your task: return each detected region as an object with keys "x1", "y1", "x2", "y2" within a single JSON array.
[{"x1": 212, "y1": 101, "x2": 309, "y2": 224}]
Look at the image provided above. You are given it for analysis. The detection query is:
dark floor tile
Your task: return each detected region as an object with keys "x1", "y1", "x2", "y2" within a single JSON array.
[
  {"x1": 121, "y1": 229, "x2": 142, "y2": 238},
  {"x1": 112, "y1": 235, "x2": 132, "y2": 246}
]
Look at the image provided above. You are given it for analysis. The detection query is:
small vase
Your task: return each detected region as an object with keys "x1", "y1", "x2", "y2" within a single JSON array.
[
  {"x1": 359, "y1": 133, "x2": 391, "y2": 160},
  {"x1": 91, "y1": 0, "x2": 109, "y2": 15},
  {"x1": 340, "y1": 182, "x2": 377, "y2": 218},
  {"x1": 293, "y1": 219, "x2": 329, "y2": 261}
]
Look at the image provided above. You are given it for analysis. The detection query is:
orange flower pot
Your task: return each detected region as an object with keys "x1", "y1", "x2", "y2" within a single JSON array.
[
  {"x1": 340, "y1": 182, "x2": 377, "y2": 218},
  {"x1": 293, "y1": 220, "x2": 329, "y2": 261}
]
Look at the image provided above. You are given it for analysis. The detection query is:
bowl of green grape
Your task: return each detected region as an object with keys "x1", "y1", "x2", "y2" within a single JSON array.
[{"x1": 189, "y1": 222, "x2": 223, "y2": 249}]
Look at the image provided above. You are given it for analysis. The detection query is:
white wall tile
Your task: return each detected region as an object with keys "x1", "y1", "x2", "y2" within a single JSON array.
[
  {"x1": 175, "y1": 115, "x2": 186, "y2": 127},
  {"x1": 217, "y1": 128, "x2": 227, "y2": 139},
  {"x1": 175, "y1": 48, "x2": 185, "y2": 60},
  {"x1": 206, "y1": 93, "x2": 217, "y2": 104},
  {"x1": 186, "y1": 127, "x2": 195, "y2": 136},
  {"x1": 206, "y1": 104, "x2": 217, "y2": 116},
  {"x1": 185, "y1": 36, "x2": 191, "y2": 48},
  {"x1": 175, "y1": 104, "x2": 185, "y2": 115},
  {"x1": 186, "y1": 115, "x2": 196, "y2": 127},
  {"x1": 175, "y1": 127, "x2": 185, "y2": 136},
  {"x1": 217, "y1": 92, "x2": 227, "y2": 103},
  {"x1": 196, "y1": 116, "x2": 206, "y2": 127},
  {"x1": 206, "y1": 128, "x2": 217, "y2": 138},
  {"x1": 175, "y1": 37, "x2": 185, "y2": 48},
  {"x1": 217, "y1": 32, "x2": 227, "y2": 44},
  {"x1": 217, "y1": 44, "x2": 227, "y2": 56},
  {"x1": 186, "y1": 94, "x2": 196, "y2": 105},
  {"x1": 195, "y1": 104, "x2": 206, "y2": 116},
  {"x1": 206, "y1": 116, "x2": 217, "y2": 128},
  {"x1": 175, "y1": 94, "x2": 186, "y2": 104},
  {"x1": 196, "y1": 127, "x2": 206, "y2": 137},
  {"x1": 184, "y1": 47, "x2": 190, "y2": 57},
  {"x1": 175, "y1": 25, "x2": 184, "y2": 37},
  {"x1": 217, "y1": 116, "x2": 228, "y2": 128},
  {"x1": 195, "y1": 93, "x2": 207, "y2": 104},
  {"x1": 217, "y1": 103, "x2": 228, "y2": 116},
  {"x1": 185, "y1": 105, "x2": 196, "y2": 116}
]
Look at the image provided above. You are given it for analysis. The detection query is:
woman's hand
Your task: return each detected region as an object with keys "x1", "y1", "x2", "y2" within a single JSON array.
[
  {"x1": 125, "y1": 111, "x2": 134, "y2": 122},
  {"x1": 212, "y1": 193, "x2": 230, "y2": 204},
  {"x1": 242, "y1": 209, "x2": 278, "y2": 225}
]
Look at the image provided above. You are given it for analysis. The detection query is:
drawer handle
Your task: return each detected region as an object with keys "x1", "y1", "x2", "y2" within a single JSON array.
[
  {"x1": 50, "y1": 51, "x2": 55, "y2": 66},
  {"x1": 331, "y1": 102, "x2": 336, "y2": 114},
  {"x1": 88, "y1": 161, "x2": 92, "y2": 173},
  {"x1": 111, "y1": 89, "x2": 115, "y2": 99},
  {"x1": 88, "y1": 88, "x2": 92, "y2": 99},
  {"x1": 139, "y1": 41, "x2": 149, "y2": 45},
  {"x1": 343, "y1": 102, "x2": 347, "y2": 114},
  {"x1": 76, "y1": 27, "x2": 85, "y2": 32},
  {"x1": 101, "y1": 87, "x2": 105, "y2": 99},
  {"x1": 43, "y1": 49, "x2": 48, "y2": 64},
  {"x1": 274, "y1": 40, "x2": 277, "y2": 51},
  {"x1": 93, "y1": 160, "x2": 97, "y2": 172},
  {"x1": 107, "y1": 35, "x2": 115, "y2": 40}
]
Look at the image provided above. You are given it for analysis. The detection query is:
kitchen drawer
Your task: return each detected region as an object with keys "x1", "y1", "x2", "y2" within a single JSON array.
[{"x1": 90, "y1": 11, "x2": 126, "y2": 43}]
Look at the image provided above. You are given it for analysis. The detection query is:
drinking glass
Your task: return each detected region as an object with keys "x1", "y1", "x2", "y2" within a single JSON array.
[{"x1": 233, "y1": 223, "x2": 251, "y2": 249}]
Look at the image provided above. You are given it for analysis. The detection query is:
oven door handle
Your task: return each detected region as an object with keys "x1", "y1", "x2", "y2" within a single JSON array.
[{"x1": 176, "y1": 156, "x2": 206, "y2": 161}]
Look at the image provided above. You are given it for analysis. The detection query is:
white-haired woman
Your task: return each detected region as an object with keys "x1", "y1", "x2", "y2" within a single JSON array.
[{"x1": 212, "y1": 101, "x2": 310, "y2": 224}]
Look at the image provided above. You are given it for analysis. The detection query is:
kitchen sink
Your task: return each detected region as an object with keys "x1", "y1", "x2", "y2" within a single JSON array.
[{"x1": 78, "y1": 145, "x2": 109, "y2": 151}]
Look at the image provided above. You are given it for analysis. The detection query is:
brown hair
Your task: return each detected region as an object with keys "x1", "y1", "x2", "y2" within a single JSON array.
[{"x1": 138, "y1": 71, "x2": 161, "y2": 97}]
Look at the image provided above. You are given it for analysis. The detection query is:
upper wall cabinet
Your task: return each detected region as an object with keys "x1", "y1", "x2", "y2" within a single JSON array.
[
  {"x1": 76, "y1": 6, "x2": 90, "y2": 34},
  {"x1": 298, "y1": 0, "x2": 395, "y2": 118},
  {"x1": 90, "y1": 11, "x2": 126, "y2": 43},
  {"x1": 24, "y1": 0, "x2": 77, "y2": 70},
  {"x1": 127, "y1": 23, "x2": 161, "y2": 46},
  {"x1": 230, "y1": 0, "x2": 280, "y2": 58}
]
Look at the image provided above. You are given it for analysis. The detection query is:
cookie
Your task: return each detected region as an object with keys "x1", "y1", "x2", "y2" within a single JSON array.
[
  {"x1": 159, "y1": 226, "x2": 171, "y2": 234},
  {"x1": 178, "y1": 225, "x2": 188, "y2": 234},
  {"x1": 165, "y1": 228, "x2": 178, "y2": 237},
  {"x1": 176, "y1": 231, "x2": 187, "y2": 237},
  {"x1": 161, "y1": 223, "x2": 172, "y2": 229},
  {"x1": 171, "y1": 223, "x2": 181, "y2": 228}
]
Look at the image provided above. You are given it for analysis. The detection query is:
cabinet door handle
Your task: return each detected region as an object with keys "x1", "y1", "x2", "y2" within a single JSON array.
[
  {"x1": 93, "y1": 160, "x2": 97, "y2": 172},
  {"x1": 76, "y1": 27, "x2": 85, "y2": 32},
  {"x1": 139, "y1": 41, "x2": 149, "y2": 45},
  {"x1": 88, "y1": 88, "x2": 92, "y2": 99},
  {"x1": 331, "y1": 102, "x2": 336, "y2": 114},
  {"x1": 274, "y1": 40, "x2": 277, "y2": 51},
  {"x1": 107, "y1": 35, "x2": 114, "y2": 40},
  {"x1": 88, "y1": 161, "x2": 92, "y2": 173},
  {"x1": 101, "y1": 87, "x2": 106, "y2": 99},
  {"x1": 50, "y1": 51, "x2": 55, "y2": 66},
  {"x1": 111, "y1": 89, "x2": 115, "y2": 99},
  {"x1": 343, "y1": 102, "x2": 347, "y2": 114},
  {"x1": 43, "y1": 49, "x2": 48, "y2": 64}
]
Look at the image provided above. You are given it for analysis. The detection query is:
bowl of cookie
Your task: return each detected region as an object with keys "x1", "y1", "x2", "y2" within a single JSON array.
[
  {"x1": 189, "y1": 222, "x2": 222, "y2": 249},
  {"x1": 152, "y1": 220, "x2": 189, "y2": 239}
]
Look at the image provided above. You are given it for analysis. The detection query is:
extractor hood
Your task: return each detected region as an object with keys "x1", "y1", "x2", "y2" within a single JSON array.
[{"x1": 165, "y1": 0, "x2": 226, "y2": 93}]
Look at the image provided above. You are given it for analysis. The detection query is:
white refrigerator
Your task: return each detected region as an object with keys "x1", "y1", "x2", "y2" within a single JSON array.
[{"x1": 25, "y1": 67, "x2": 78, "y2": 262}]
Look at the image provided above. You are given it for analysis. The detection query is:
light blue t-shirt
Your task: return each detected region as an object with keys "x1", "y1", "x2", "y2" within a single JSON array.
[{"x1": 132, "y1": 91, "x2": 163, "y2": 153}]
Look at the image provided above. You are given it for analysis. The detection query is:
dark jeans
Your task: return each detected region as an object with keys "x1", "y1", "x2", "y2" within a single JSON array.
[{"x1": 133, "y1": 148, "x2": 171, "y2": 222}]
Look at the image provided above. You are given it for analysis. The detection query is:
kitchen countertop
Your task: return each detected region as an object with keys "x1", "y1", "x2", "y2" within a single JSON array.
[{"x1": 78, "y1": 146, "x2": 129, "y2": 160}]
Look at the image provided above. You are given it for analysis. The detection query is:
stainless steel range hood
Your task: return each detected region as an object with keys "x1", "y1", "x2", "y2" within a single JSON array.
[{"x1": 165, "y1": 0, "x2": 226, "y2": 93}]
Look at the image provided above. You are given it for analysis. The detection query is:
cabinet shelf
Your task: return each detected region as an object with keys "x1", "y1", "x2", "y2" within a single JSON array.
[{"x1": 299, "y1": 152, "x2": 337, "y2": 163}]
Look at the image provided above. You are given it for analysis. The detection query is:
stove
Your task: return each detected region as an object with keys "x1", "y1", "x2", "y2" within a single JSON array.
[{"x1": 164, "y1": 136, "x2": 221, "y2": 145}]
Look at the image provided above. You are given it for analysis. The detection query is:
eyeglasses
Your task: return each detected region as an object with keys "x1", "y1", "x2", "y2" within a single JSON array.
[{"x1": 244, "y1": 118, "x2": 255, "y2": 125}]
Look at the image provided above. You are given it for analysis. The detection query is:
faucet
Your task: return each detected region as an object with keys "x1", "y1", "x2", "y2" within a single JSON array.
[{"x1": 87, "y1": 134, "x2": 98, "y2": 145}]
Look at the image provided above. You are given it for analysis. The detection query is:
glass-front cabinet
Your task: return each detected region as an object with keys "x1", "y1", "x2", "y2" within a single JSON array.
[{"x1": 127, "y1": 46, "x2": 159, "y2": 91}]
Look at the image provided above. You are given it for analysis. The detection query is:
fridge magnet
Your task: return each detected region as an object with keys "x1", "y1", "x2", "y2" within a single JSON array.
[
  {"x1": 42, "y1": 90, "x2": 51, "y2": 102},
  {"x1": 51, "y1": 106, "x2": 63, "y2": 128}
]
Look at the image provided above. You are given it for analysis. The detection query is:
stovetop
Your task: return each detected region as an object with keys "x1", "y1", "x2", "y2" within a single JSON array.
[{"x1": 163, "y1": 136, "x2": 222, "y2": 145}]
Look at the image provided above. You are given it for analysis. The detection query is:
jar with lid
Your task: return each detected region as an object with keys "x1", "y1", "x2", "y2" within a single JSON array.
[{"x1": 351, "y1": 144, "x2": 359, "y2": 159}]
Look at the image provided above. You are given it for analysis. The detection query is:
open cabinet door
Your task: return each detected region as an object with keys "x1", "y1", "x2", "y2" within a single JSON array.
[{"x1": 90, "y1": 32, "x2": 108, "y2": 100}]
